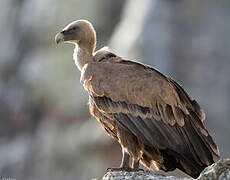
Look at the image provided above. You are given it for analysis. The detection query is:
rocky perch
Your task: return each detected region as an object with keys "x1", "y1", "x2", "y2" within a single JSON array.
[{"x1": 101, "y1": 159, "x2": 230, "y2": 180}]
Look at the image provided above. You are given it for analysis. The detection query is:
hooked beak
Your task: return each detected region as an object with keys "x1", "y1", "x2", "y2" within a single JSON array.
[{"x1": 55, "y1": 31, "x2": 65, "y2": 44}]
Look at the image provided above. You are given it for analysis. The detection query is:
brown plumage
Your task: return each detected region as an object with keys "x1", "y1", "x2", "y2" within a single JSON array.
[{"x1": 55, "y1": 20, "x2": 220, "y2": 178}]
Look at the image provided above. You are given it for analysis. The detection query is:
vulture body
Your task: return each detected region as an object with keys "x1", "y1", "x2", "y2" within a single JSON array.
[{"x1": 55, "y1": 20, "x2": 220, "y2": 178}]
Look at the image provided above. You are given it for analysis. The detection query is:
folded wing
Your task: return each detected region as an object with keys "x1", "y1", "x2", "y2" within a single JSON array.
[{"x1": 82, "y1": 57, "x2": 220, "y2": 177}]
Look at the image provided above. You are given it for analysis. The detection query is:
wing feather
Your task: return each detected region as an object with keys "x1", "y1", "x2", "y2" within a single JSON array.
[
  {"x1": 114, "y1": 113, "x2": 149, "y2": 144},
  {"x1": 169, "y1": 78, "x2": 206, "y2": 121}
]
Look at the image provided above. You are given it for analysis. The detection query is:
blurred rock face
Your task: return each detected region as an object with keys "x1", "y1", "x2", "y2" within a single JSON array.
[
  {"x1": 0, "y1": 0, "x2": 123, "y2": 179},
  {"x1": 0, "y1": 0, "x2": 229, "y2": 180}
]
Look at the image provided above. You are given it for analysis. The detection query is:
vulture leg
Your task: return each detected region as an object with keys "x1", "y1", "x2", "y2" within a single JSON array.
[
  {"x1": 132, "y1": 158, "x2": 140, "y2": 170},
  {"x1": 132, "y1": 158, "x2": 144, "y2": 171},
  {"x1": 120, "y1": 147, "x2": 130, "y2": 168},
  {"x1": 107, "y1": 146, "x2": 135, "y2": 171}
]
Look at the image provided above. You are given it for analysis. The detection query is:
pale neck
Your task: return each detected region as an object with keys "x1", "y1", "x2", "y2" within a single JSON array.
[{"x1": 74, "y1": 43, "x2": 94, "y2": 71}]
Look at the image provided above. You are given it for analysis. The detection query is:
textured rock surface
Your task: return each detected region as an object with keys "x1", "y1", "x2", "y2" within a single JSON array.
[
  {"x1": 197, "y1": 158, "x2": 230, "y2": 180},
  {"x1": 101, "y1": 159, "x2": 230, "y2": 180},
  {"x1": 102, "y1": 171, "x2": 190, "y2": 180}
]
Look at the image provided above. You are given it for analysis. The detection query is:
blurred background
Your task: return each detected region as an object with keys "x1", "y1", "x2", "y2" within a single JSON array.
[{"x1": 0, "y1": 0, "x2": 229, "y2": 179}]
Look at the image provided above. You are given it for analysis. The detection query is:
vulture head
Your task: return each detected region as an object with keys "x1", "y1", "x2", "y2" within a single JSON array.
[{"x1": 55, "y1": 20, "x2": 96, "y2": 47}]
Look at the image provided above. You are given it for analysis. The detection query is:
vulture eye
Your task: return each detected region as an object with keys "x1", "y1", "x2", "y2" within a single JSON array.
[{"x1": 72, "y1": 27, "x2": 77, "y2": 31}]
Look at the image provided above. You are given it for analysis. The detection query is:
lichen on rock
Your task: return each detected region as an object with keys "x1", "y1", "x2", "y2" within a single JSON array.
[
  {"x1": 102, "y1": 170, "x2": 190, "y2": 180},
  {"x1": 197, "y1": 159, "x2": 230, "y2": 180}
]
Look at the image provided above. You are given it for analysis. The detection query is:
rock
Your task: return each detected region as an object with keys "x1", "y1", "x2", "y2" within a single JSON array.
[
  {"x1": 197, "y1": 159, "x2": 230, "y2": 180},
  {"x1": 100, "y1": 159, "x2": 230, "y2": 180},
  {"x1": 102, "y1": 170, "x2": 190, "y2": 180},
  {"x1": 101, "y1": 159, "x2": 230, "y2": 180}
]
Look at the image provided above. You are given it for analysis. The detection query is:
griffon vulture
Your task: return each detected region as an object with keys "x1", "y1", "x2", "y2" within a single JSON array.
[{"x1": 55, "y1": 20, "x2": 220, "y2": 178}]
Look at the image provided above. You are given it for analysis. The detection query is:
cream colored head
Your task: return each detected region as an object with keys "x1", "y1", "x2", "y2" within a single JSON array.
[{"x1": 55, "y1": 20, "x2": 96, "y2": 52}]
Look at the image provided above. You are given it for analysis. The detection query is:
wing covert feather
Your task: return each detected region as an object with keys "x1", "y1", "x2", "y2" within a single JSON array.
[{"x1": 82, "y1": 59, "x2": 203, "y2": 128}]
